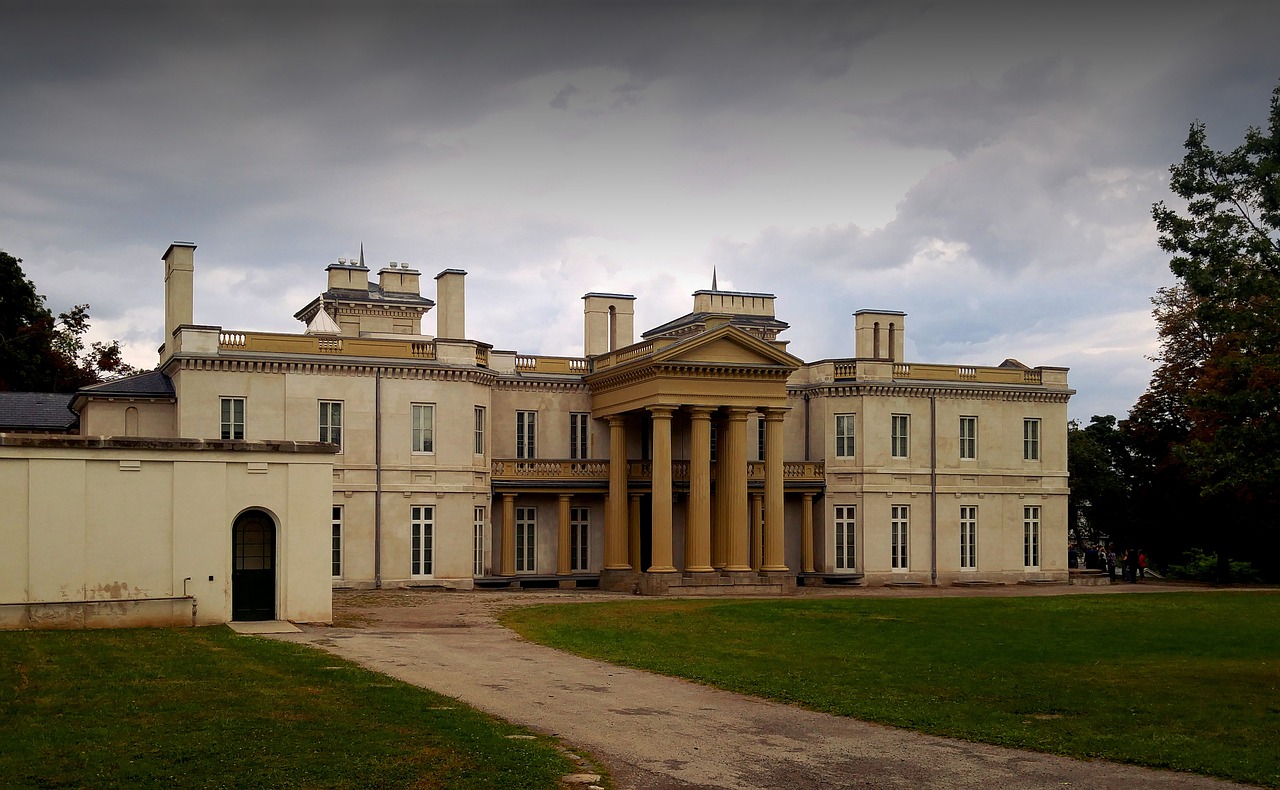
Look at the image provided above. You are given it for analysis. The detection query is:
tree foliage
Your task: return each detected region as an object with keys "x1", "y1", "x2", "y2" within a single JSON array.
[{"x1": 0, "y1": 249, "x2": 137, "y2": 392}]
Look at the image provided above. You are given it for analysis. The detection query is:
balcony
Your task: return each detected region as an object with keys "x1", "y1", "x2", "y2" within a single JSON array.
[
  {"x1": 827, "y1": 359, "x2": 1064, "y2": 387},
  {"x1": 491, "y1": 459, "x2": 825, "y2": 484}
]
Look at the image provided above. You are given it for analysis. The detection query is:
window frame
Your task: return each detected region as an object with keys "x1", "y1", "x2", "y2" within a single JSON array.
[
  {"x1": 220, "y1": 396, "x2": 245, "y2": 441},
  {"x1": 411, "y1": 504, "x2": 434, "y2": 577},
  {"x1": 834, "y1": 504, "x2": 856, "y2": 571},
  {"x1": 516, "y1": 411, "x2": 538, "y2": 460},
  {"x1": 959, "y1": 415, "x2": 977, "y2": 461},
  {"x1": 473, "y1": 507, "x2": 486, "y2": 576},
  {"x1": 569, "y1": 412, "x2": 590, "y2": 460},
  {"x1": 515, "y1": 506, "x2": 537, "y2": 572},
  {"x1": 319, "y1": 400, "x2": 343, "y2": 452},
  {"x1": 1024, "y1": 505, "x2": 1041, "y2": 568},
  {"x1": 474, "y1": 406, "x2": 486, "y2": 456},
  {"x1": 891, "y1": 414, "x2": 910, "y2": 459},
  {"x1": 570, "y1": 506, "x2": 590, "y2": 572},
  {"x1": 834, "y1": 414, "x2": 856, "y2": 459},
  {"x1": 331, "y1": 505, "x2": 343, "y2": 578},
  {"x1": 959, "y1": 505, "x2": 977, "y2": 570},
  {"x1": 1023, "y1": 418, "x2": 1041, "y2": 461},
  {"x1": 891, "y1": 504, "x2": 910, "y2": 570},
  {"x1": 411, "y1": 403, "x2": 435, "y2": 454}
]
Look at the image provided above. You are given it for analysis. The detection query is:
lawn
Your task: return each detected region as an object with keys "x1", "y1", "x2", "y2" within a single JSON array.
[
  {"x1": 0, "y1": 626, "x2": 589, "y2": 789},
  {"x1": 502, "y1": 591, "x2": 1280, "y2": 787}
]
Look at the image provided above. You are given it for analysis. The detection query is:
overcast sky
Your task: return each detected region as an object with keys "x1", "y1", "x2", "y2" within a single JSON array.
[{"x1": 3, "y1": 0, "x2": 1278, "y2": 420}]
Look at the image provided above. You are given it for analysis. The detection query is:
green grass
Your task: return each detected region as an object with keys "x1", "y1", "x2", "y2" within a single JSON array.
[
  {"x1": 502, "y1": 592, "x2": 1280, "y2": 787},
  {"x1": 0, "y1": 626, "x2": 587, "y2": 789}
]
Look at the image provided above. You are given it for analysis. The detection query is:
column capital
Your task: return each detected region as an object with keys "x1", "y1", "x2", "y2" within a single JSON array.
[
  {"x1": 647, "y1": 405, "x2": 677, "y2": 419},
  {"x1": 687, "y1": 405, "x2": 715, "y2": 419},
  {"x1": 725, "y1": 406, "x2": 754, "y2": 421},
  {"x1": 607, "y1": 414, "x2": 626, "y2": 427},
  {"x1": 557, "y1": 493, "x2": 572, "y2": 502},
  {"x1": 760, "y1": 406, "x2": 791, "y2": 421},
  {"x1": 501, "y1": 492, "x2": 517, "y2": 502}
]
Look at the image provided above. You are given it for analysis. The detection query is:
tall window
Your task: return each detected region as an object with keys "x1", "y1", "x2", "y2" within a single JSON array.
[
  {"x1": 570, "y1": 413, "x2": 590, "y2": 460},
  {"x1": 959, "y1": 506, "x2": 977, "y2": 570},
  {"x1": 1024, "y1": 506, "x2": 1041, "y2": 568},
  {"x1": 834, "y1": 414, "x2": 855, "y2": 458},
  {"x1": 1023, "y1": 418, "x2": 1040, "y2": 461},
  {"x1": 411, "y1": 505, "x2": 433, "y2": 577},
  {"x1": 891, "y1": 414, "x2": 910, "y2": 459},
  {"x1": 411, "y1": 404, "x2": 434, "y2": 453},
  {"x1": 834, "y1": 505, "x2": 856, "y2": 570},
  {"x1": 331, "y1": 506, "x2": 343, "y2": 578},
  {"x1": 515, "y1": 506, "x2": 536, "y2": 572},
  {"x1": 959, "y1": 416, "x2": 977, "y2": 460},
  {"x1": 570, "y1": 507, "x2": 590, "y2": 571},
  {"x1": 220, "y1": 397, "x2": 245, "y2": 440},
  {"x1": 320, "y1": 401, "x2": 343, "y2": 451},
  {"x1": 473, "y1": 507, "x2": 485, "y2": 576},
  {"x1": 756, "y1": 415, "x2": 766, "y2": 461},
  {"x1": 516, "y1": 411, "x2": 537, "y2": 459},
  {"x1": 474, "y1": 406, "x2": 485, "y2": 455},
  {"x1": 891, "y1": 505, "x2": 909, "y2": 569}
]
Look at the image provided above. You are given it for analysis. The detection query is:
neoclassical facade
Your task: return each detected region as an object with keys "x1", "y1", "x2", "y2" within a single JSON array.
[{"x1": 77, "y1": 243, "x2": 1072, "y2": 597}]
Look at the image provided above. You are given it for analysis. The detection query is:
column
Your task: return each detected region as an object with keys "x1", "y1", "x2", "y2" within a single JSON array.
[
  {"x1": 500, "y1": 493, "x2": 516, "y2": 577},
  {"x1": 762, "y1": 407, "x2": 789, "y2": 572},
  {"x1": 712, "y1": 417, "x2": 726, "y2": 569},
  {"x1": 604, "y1": 415, "x2": 630, "y2": 570},
  {"x1": 557, "y1": 494, "x2": 572, "y2": 576},
  {"x1": 685, "y1": 407, "x2": 714, "y2": 572},
  {"x1": 629, "y1": 493, "x2": 643, "y2": 572},
  {"x1": 723, "y1": 407, "x2": 752, "y2": 571},
  {"x1": 750, "y1": 493, "x2": 764, "y2": 570},
  {"x1": 648, "y1": 406, "x2": 677, "y2": 573},
  {"x1": 802, "y1": 492, "x2": 816, "y2": 573}
]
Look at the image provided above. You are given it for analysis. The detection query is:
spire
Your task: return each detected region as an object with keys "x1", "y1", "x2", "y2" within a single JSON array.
[
  {"x1": 711, "y1": 266, "x2": 718, "y2": 291},
  {"x1": 359, "y1": 242, "x2": 365, "y2": 268}
]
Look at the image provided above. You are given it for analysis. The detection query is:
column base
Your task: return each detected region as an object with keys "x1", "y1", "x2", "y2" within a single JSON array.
[{"x1": 599, "y1": 568, "x2": 641, "y2": 593}]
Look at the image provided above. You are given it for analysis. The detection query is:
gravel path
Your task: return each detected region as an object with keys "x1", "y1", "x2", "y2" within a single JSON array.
[{"x1": 268, "y1": 584, "x2": 1254, "y2": 789}]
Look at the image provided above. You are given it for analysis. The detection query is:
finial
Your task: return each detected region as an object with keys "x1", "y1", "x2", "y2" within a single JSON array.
[
  {"x1": 359, "y1": 242, "x2": 365, "y2": 268},
  {"x1": 711, "y1": 266, "x2": 718, "y2": 291}
]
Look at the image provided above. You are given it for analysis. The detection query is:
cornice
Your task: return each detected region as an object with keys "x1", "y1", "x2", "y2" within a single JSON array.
[
  {"x1": 793, "y1": 381, "x2": 1073, "y2": 404},
  {"x1": 174, "y1": 355, "x2": 496, "y2": 385}
]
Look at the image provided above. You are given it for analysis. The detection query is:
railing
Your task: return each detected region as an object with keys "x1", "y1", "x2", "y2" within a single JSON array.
[
  {"x1": 591, "y1": 340, "x2": 666, "y2": 371},
  {"x1": 829, "y1": 359, "x2": 1046, "y2": 386},
  {"x1": 513, "y1": 355, "x2": 590, "y2": 374},
  {"x1": 747, "y1": 461, "x2": 826, "y2": 481},
  {"x1": 217, "y1": 331, "x2": 437, "y2": 361},
  {"x1": 492, "y1": 459, "x2": 825, "y2": 483}
]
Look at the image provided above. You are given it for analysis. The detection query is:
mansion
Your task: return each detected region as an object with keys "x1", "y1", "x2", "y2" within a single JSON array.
[{"x1": 73, "y1": 243, "x2": 1071, "y2": 613}]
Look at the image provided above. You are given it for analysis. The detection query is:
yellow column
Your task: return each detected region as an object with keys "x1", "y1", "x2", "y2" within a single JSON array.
[
  {"x1": 762, "y1": 407, "x2": 789, "y2": 572},
  {"x1": 605, "y1": 416, "x2": 630, "y2": 570},
  {"x1": 723, "y1": 407, "x2": 751, "y2": 571},
  {"x1": 686, "y1": 407, "x2": 714, "y2": 573},
  {"x1": 802, "y1": 492, "x2": 816, "y2": 573},
  {"x1": 500, "y1": 493, "x2": 516, "y2": 577},
  {"x1": 751, "y1": 493, "x2": 764, "y2": 570},
  {"x1": 557, "y1": 494, "x2": 572, "y2": 576},
  {"x1": 629, "y1": 493, "x2": 642, "y2": 571},
  {"x1": 648, "y1": 406, "x2": 677, "y2": 573},
  {"x1": 712, "y1": 417, "x2": 726, "y2": 569}
]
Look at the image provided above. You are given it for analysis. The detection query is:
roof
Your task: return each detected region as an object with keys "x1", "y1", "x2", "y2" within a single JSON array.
[
  {"x1": 641, "y1": 311, "x2": 790, "y2": 340},
  {"x1": 293, "y1": 282, "x2": 435, "y2": 324},
  {"x1": 0, "y1": 392, "x2": 79, "y2": 431},
  {"x1": 78, "y1": 370, "x2": 175, "y2": 398}
]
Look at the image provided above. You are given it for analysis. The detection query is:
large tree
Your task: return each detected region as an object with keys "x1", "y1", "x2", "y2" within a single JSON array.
[
  {"x1": 0, "y1": 249, "x2": 136, "y2": 392},
  {"x1": 1144, "y1": 83, "x2": 1280, "y2": 575}
]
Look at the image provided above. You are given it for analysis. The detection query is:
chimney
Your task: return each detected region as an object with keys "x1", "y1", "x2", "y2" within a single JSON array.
[
  {"x1": 163, "y1": 242, "x2": 196, "y2": 343},
  {"x1": 854, "y1": 309, "x2": 907, "y2": 362},
  {"x1": 326, "y1": 256, "x2": 370, "y2": 291},
  {"x1": 380, "y1": 261, "x2": 421, "y2": 295},
  {"x1": 434, "y1": 269, "x2": 466, "y2": 339},
  {"x1": 582, "y1": 293, "x2": 636, "y2": 356}
]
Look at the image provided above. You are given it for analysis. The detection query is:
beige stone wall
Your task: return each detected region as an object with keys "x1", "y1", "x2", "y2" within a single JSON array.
[
  {"x1": 78, "y1": 399, "x2": 176, "y2": 438},
  {"x1": 0, "y1": 436, "x2": 334, "y2": 629}
]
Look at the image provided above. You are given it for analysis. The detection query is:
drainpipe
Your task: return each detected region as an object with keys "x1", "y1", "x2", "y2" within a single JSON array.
[
  {"x1": 803, "y1": 392, "x2": 811, "y2": 461},
  {"x1": 374, "y1": 367, "x2": 383, "y2": 589},
  {"x1": 930, "y1": 395, "x2": 938, "y2": 587}
]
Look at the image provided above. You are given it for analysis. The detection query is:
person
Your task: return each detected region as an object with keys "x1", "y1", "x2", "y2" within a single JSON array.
[
  {"x1": 1123, "y1": 549, "x2": 1137, "y2": 583},
  {"x1": 1068, "y1": 544, "x2": 1078, "y2": 570},
  {"x1": 1085, "y1": 545, "x2": 1099, "y2": 570},
  {"x1": 1106, "y1": 545, "x2": 1117, "y2": 582},
  {"x1": 1138, "y1": 550, "x2": 1148, "y2": 582}
]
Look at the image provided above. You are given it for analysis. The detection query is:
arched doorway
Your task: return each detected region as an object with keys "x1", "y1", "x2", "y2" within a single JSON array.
[{"x1": 232, "y1": 509, "x2": 276, "y2": 621}]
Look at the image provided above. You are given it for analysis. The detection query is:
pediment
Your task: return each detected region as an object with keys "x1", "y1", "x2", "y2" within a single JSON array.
[{"x1": 652, "y1": 325, "x2": 800, "y2": 370}]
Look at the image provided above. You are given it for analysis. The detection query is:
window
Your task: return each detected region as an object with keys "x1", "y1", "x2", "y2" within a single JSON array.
[
  {"x1": 474, "y1": 406, "x2": 485, "y2": 455},
  {"x1": 516, "y1": 411, "x2": 537, "y2": 459},
  {"x1": 320, "y1": 401, "x2": 343, "y2": 451},
  {"x1": 891, "y1": 414, "x2": 910, "y2": 458},
  {"x1": 473, "y1": 507, "x2": 485, "y2": 576},
  {"x1": 834, "y1": 414, "x2": 855, "y2": 458},
  {"x1": 220, "y1": 397, "x2": 245, "y2": 440},
  {"x1": 515, "y1": 506, "x2": 536, "y2": 572},
  {"x1": 757, "y1": 415, "x2": 766, "y2": 462},
  {"x1": 959, "y1": 416, "x2": 977, "y2": 460},
  {"x1": 891, "y1": 505, "x2": 909, "y2": 570},
  {"x1": 411, "y1": 505, "x2": 434, "y2": 577},
  {"x1": 331, "y1": 506, "x2": 343, "y2": 578},
  {"x1": 1023, "y1": 418, "x2": 1040, "y2": 461},
  {"x1": 411, "y1": 404, "x2": 434, "y2": 453},
  {"x1": 570, "y1": 413, "x2": 590, "y2": 460},
  {"x1": 834, "y1": 505, "x2": 856, "y2": 571},
  {"x1": 1024, "y1": 506, "x2": 1041, "y2": 568},
  {"x1": 960, "y1": 506, "x2": 977, "y2": 570},
  {"x1": 570, "y1": 507, "x2": 589, "y2": 571}
]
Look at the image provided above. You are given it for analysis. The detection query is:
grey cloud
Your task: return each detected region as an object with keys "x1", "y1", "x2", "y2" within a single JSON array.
[{"x1": 550, "y1": 84, "x2": 578, "y2": 110}]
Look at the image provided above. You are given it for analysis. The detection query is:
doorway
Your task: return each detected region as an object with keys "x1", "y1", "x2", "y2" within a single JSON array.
[{"x1": 232, "y1": 509, "x2": 276, "y2": 621}]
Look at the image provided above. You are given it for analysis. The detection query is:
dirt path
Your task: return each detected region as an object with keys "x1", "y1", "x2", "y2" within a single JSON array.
[{"x1": 269, "y1": 584, "x2": 1253, "y2": 789}]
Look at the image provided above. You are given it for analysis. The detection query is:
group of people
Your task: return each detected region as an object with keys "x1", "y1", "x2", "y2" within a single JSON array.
[{"x1": 1068, "y1": 543, "x2": 1148, "y2": 583}]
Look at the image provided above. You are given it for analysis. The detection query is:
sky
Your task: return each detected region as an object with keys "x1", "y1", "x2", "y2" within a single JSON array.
[{"x1": 3, "y1": 0, "x2": 1278, "y2": 421}]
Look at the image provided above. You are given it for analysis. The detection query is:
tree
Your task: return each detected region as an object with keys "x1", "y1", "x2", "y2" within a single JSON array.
[
  {"x1": 1067, "y1": 415, "x2": 1133, "y2": 546},
  {"x1": 0, "y1": 249, "x2": 137, "y2": 392},
  {"x1": 1146, "y1": 82, "x2": 1280, "y2": 576}
]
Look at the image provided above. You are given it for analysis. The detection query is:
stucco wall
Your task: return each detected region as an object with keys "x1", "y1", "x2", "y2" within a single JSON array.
[{"x1": 0, "y1": 435, "x2": 335, "y2": 629}]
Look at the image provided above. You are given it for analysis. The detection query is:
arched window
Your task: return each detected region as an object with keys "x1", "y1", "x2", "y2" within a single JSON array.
[
  {"x1": 873, "y1": 322, "x2": 881, "y2": 359},
  {"x1": 124, "y1": 407, "x2": 139, "y2": 437},
  {"x1": 888, "y1": 323, "x2": 897, "y2": 362},
  {"x1": 608, "y1": 305, "x2": 618, "y2": 351}
]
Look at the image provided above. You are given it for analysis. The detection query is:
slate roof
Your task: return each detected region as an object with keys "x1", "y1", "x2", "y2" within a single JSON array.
[
  {"x1": 78, "y1": 370, "x2": 175, "y2": 398},
  {"x1": 0, "y1": 392, "x2": 79, "y2": 432},
  {"x1": 641, "y1": 311, "x2": 790, "y2": 340}
]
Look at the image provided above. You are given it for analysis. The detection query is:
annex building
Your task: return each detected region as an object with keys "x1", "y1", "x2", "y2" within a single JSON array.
[{"x1": 73, "y1": 242, "x2": 1071, "y2": 608}]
